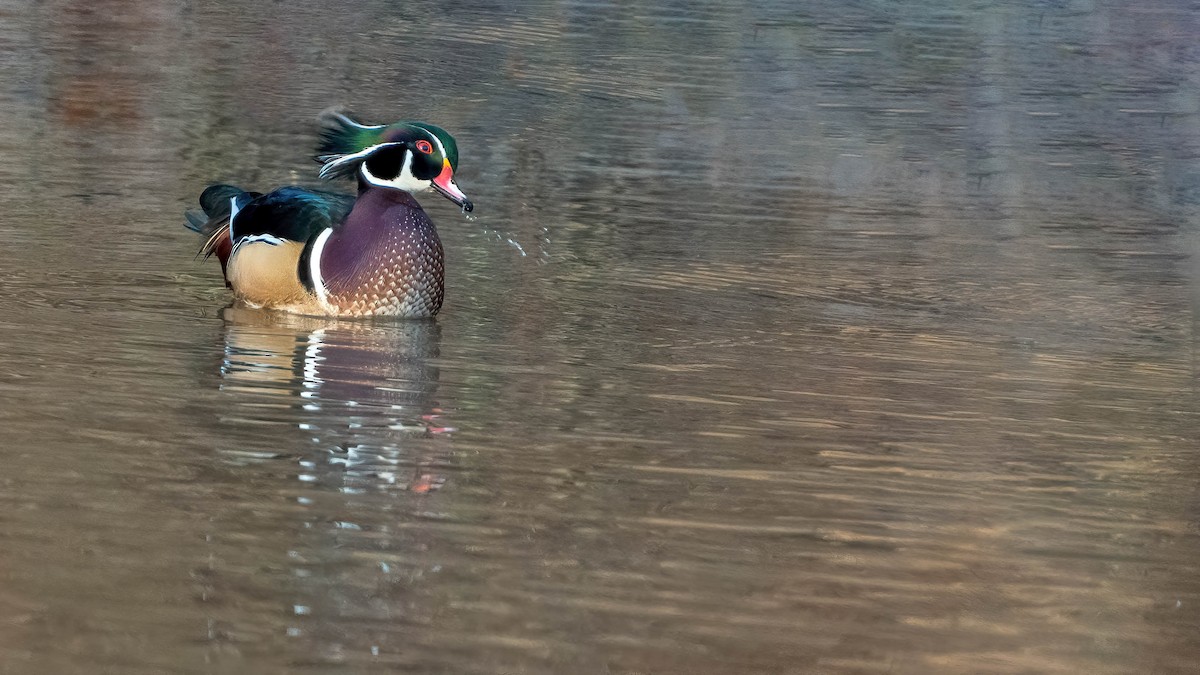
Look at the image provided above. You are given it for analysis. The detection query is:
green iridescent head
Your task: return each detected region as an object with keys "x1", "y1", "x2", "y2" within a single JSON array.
[{"x1": 315, "y1": 110, "x2": 470, "y2": 210}]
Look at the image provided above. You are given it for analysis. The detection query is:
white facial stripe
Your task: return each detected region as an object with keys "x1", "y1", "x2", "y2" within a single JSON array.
[
  {"x1": 429, "y1": 134, "x2": 448, "y2": 163},
  {"x1": 318, "y1": 142, "x2": 404, "y2": 179},
  {"x1": 331, "y1": 113, "x2": 385, "y2": 131},
  {"x1": 309, "y1": 228, "x2": 333, "y2": 311}
]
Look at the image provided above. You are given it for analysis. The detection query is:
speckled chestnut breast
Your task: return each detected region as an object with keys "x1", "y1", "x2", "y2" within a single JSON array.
[{"x1": 313, "y1": 189, "x2": 444, "y2": 318}]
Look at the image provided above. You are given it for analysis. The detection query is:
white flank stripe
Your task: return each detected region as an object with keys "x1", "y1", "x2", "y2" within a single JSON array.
[
  {"x1": 227, "y1": 196, "x2": 242, "y2": 241},
  {"x1": 309, "y1": 228, "x2": 334, "y2": 312},
  {"x1": 243, "y1": 234, "x2": 284, "y2": 246}
]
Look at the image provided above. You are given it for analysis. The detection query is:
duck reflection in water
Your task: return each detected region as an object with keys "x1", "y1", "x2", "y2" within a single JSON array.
[{"x1": 217, "y1": 307, "x2": 450, "y2": 493}]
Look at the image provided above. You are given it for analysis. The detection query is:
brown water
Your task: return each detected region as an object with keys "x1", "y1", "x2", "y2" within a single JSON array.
[{"x1": 2, "y1": 1, "x2": 1199, "y2": 673}]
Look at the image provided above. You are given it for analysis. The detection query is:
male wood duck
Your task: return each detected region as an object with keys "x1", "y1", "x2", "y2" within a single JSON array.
[{"x1": 185, "y1": 111, "x2": 472, "y2": 318}]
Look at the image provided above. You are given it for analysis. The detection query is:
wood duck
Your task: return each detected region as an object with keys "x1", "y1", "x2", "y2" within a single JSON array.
[{"x1": 185, "y1": 111, "x2": 472, "y2": 318}]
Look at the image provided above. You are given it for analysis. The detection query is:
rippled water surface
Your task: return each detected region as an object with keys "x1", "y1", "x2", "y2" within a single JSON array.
[{"x1": 2, "y1": 1, "x2": 1200, "y2": 673}]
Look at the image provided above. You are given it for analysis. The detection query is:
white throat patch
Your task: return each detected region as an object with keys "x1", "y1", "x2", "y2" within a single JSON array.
[{"x1": 360, "y1": 148, "x2": 428, "y2": 193}]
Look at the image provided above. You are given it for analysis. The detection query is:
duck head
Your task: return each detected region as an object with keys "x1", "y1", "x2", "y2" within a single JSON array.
[{"x1": 316, "y1": 111, "x2": 473, "y2": 212}]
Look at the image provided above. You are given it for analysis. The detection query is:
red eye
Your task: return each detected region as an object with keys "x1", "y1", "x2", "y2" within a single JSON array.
[{"x1": 415, "y1": 140, "x2": 433, "y2": 154}]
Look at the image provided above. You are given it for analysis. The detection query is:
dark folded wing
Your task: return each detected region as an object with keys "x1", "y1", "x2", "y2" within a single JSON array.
[{"x1": 230, "y1": 187, "x2": 356, "y2": 244}]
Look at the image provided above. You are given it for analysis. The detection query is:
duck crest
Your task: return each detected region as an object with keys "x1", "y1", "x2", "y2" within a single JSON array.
[
  {"x1": 185, "y1": 110, "x2": 470, "y2": 319},
  {"x1": 314, "y1": 112, "x2": 389, "y2": 179}
]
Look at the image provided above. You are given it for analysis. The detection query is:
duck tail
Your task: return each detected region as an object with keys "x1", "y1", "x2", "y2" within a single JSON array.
[{"x1": 186, "y1": 184, "x2": 259, "y2": 285}]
